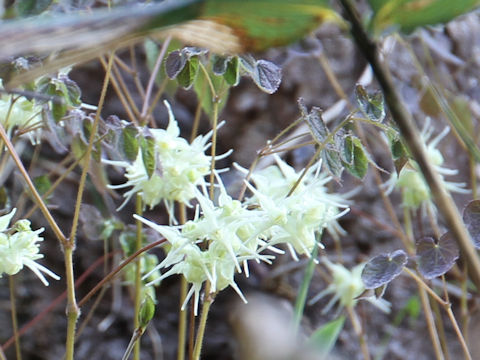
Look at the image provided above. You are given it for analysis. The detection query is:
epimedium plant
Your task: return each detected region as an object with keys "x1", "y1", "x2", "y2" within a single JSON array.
[{"x1": 0, "y1": 0, "x2": 480, "y2": 360}]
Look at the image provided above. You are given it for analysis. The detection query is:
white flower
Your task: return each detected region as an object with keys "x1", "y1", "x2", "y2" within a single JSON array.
[
  {"x1": 240, "y1": 155, "x2": 350, "y2": 260},
  {"x1": 309, "y1": 259, "x2": 390, "y2": 314},
  {"x1": 134, "y1": 178, "x2": 271, "y2": 315},
  {"x1": 105, "y1": 101, "x2": 223, "y2": 216},
  {"x1": 0, "y1": 80, "x2": 43, "y2": 144},
  {"x1": 385, "y1": 119, "x2": 469, "y2": 210},
  {"x1": 0, "y1": 209, "x2": 60, "y2": 286}
]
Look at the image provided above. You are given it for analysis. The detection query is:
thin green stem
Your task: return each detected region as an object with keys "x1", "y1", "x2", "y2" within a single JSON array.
[
  {"x1": 64, "y1": 245, "x2": 79, "y2": 360},
  {"x1": 133, "y1": 194, "x2": 143, "y2": 360},
  {"x1": 69, "y1": 52, "x2": 114, "y2": 246},
  {"x1": 9, "y1": 276, "x2": 21, "y2": 360},
  {"x1": 65, "y1": 52, "x2": 114, "y2": 360},
  {"x1": 192, "y1": 285, "x2": 213, "y2": 360}
]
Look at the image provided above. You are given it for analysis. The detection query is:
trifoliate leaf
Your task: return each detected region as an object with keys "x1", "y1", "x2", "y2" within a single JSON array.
[
  {"x1": 463, "y1": 200, "x2": 480, "y2": 249},
  {"x1": 33, "y1": 175, "x2": 52, "y2": 197},
  {"x1": 416, "y1": 234, "x2": 459, "y2": 279},
  {"x1": 362, "y1": 250, "x2": 407, "y2": 289}
]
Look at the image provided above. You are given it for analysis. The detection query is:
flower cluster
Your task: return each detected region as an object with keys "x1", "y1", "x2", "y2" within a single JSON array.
[
  {"x1": 136, "y1": 155, "x2": 351, "y2": 313},
  {"x1": 242, "y1": 155, "x2": 350, "y2": 259},
  {"x1": 105, "y1": 101, "x2": 219, "y2": 215},
  {"x1": 0, "y1": 209, "x2": 59, "y2": 285},
  {"x1": 385, "y1": 119, "x2": 469, "y2": 210}
]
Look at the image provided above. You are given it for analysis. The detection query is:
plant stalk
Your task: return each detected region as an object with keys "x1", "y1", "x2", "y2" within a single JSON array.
[{"x1": 338, "y1": 0, "x2": 480, "y2": 290}]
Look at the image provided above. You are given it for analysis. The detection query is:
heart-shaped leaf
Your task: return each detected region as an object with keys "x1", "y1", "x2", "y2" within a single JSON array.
[
  {"x1": 212, "y1": 55, "x2": 229, "y2": 75},
  {"x1": 165, "y1": 50, "x2": 187, "y2": 79},
  {"x1": 416, "y1": 234, "x2": 459, "y2": 279},
  {"x1": 362, "y1": 250, "x2": 407, "y2": 289}
]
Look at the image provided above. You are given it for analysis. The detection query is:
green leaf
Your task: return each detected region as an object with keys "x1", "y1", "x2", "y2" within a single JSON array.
[
  {"x1": 308, "y1": 316, "x2": 345, "y2": 359},
  {"x1": 51, "y1": 90, "x2": 67, "y2": 123},
  {"x1": 370, "y1": 0, "x2": 480, "y2": 34},
  {"x1": 138, "y1": 295, "x2": 156, "y2": 328},
  {"x1": 33, "y1": 175, "x2": 52, "y2": 196},
  {"x1": 176, "y1": 56, "x2": 199, "y2": 89},
  {"x1": 355, "y1": 84, "x2": 385, "y2": 123},
  {"x1": 322, "y1": 148, "x2": 343, "y2": 181},
  {"x1": 63, "y1": 77, "x2": 82, "y2": 106},
  {"x1": 293, "y1": 242, "x2": 319, "y2": 331},
  {"x1": 342, "y1": 135, "x2": 368, "y2": 179},
  {"x1": 120, "y1": 124, "x2": 140, "y2": 162},
  {"x1": 15, "y1": 0, "x2": 52, "y2": 17},
  {"x1": 140, "y1": 133, "x2": 156, "y2": 179},
  {"x1": 224, "y1": 56, "x2": 240, "y2": 86},
  {"x1": 193, "y1": 63, "x2": 229, "y2": 120}
]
